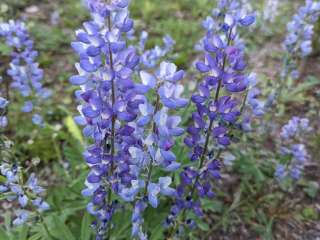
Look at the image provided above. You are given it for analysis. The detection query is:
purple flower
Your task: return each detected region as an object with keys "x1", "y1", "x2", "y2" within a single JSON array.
[
  {"x1": 283, "y1": 0, "x2": 320, "y2": 78},
  {"x1": 202, "y1": 16, "x2": 215, "y2": 31},
  {"x1": 170, "y1": 0, "x2": 255, "y2": 229},
  {"x1": 291, "y1": 144, "x2": 308, "y2": 162},
  {"x1": 159, "y1": 177, "x2": 176, "y2": 196},
  {"x1": 26, "y1": 173, "x2": 45, "y2": 194},
  {"x1": 147, "y1": 182, "x2": 161, "y2": 208},
  {"x1": 32, "y1": 114, "x2": 44, "y2": 126},
  {"x1": 0, "y1": 116, "x2": 8, "y2": 128},
  {"x1": 72, "y1": 0, "x2": 157, "y2": 237},
  {"x1": 138, "y1": 35, "x2": 176, "y2": 69},
  {"x1": 0, "y1": 97, "x2": 9, "y2": 108},
  {"x1": 21, "y1": 101, "x2": 33, "y2": 113},
  {"x1": 0, "y1": 21, "x2": 50, "y2": 124},
  {"x1": 147, "y1": 177, "x2": 176, "y2": 208},
  {"x1": 18, "y1": 194, "x2": 28, "y2": 207},
  {"x1": 138, "y1": 61, "x2": 188, "y2": 109},
  {"x1": 280, "y1": 116, "x2": 311, "y2": 139},
  {"x1": 32, "y1": 198, "x2": 50, "y2": 211},
  {"x1": 131, "y1": 200, "x2": 147, "y2": 239},
  {"x1": 0, "y1": 163, "x2": 49, "y2": 224},
  {"x1": 275, "y1": 164, "x2": 286, "y2": 180},
  {"x1": 119, "y1": 180, "x2": 145, "y2": 202},
  {"x1": 277, "y1": 117, "x2": 311, "y2": 182},
  {"x1": 13, "y1": 210, "x2": 29, "y2": 225}
]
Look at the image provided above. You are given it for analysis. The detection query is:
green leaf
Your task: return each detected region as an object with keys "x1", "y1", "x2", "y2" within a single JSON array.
[
  {"x1": 80, "y1": 212, "x2": 92, "y2": 240},
  {"x1": 17, "y1": 225, "x2": 28, "y2": 240},
  {"x1": 51, "y1": 214, "x2": 76, "y2": 240},
  {"x1": 283, "y1": 77, "x2": 320, "y2": 102},
  {"x1": 0, "y1": 227, "x2": 8, "y2": 240},
  {"x1": 0, "y1": 175, "x2": 6, "y2": 183},
  {"x1": 197, "y1": 221, "x2": 209, "y2": 232},
  {"x1": 28, "y1": 233, "x2": 42, "y2": 240},
  {"x1": 302, "y1": 207, "x2": 318, "y2": 220},
  {"x1": 201, "y1": 199, "x2": 224, "y2": 213},
  {"x1": 39, "y1": 224, "x2": 54, "y2": 240},
  {"x1": 303, "y1": 181, "x2": 319, "y2": 199},
  {"x1": 229, "y1": 188, "x2": 242, "y2": 211},
  {"x1": 64, "y1": 115, "x2": 84, "y2": 145},
  {"x1": 0, "y1": 42, "x2": 11, "y2": 55}
]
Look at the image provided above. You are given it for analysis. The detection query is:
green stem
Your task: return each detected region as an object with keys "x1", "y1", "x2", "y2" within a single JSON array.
[
  {"x1": 106, "y1": 14, "x2": 116, "y2": 240},
  {"x1": 240, "y1": 90, "x2": 248, "y2": 114},
  {"x1": 143, "y1": 92, "x2": 161, "y2": 195}
]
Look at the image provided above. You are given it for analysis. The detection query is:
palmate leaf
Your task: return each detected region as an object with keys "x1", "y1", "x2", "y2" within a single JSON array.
[
  {"x1": 28, "y1": 233, "x2": 42, "y2": 240},
  {"x1": 201, "y1": 198, "x2": 224, "y2": 213},
  {"x1": 282, "y1": 76, "x2": 320, "y2": 102},
  {"x1": 17, "y1": 225, "x2": 29, "y2": 240},
  {"x1": 50, "y1": 214, "x2": 76, "y2": 240},
  {"x1": 145, "y1": 203, "x2": 169, "y2": 239},
  {"x1": 109, "y1": 208, "x2": 132, "y2": 239},
  {"x1": 39, "y1": 224, "x2": 54, "y2": 240},
  {"x1": 22, "y1": 223, "x2": 49, "y2": 240},
  {"x1": 197, "y1": 221, "x2": 210, "y2": 232}
]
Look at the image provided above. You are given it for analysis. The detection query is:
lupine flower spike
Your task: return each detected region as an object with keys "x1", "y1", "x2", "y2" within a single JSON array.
[
  {"x1": 275, "y1": 117, "x2": 311, "y2": 181},
  {"x1": 167, "y1": 0, "x2": 255, "y2": 235},
  {"x1": 0, "y1": 21, "x2": 51, "y2": 125},
  {"x1": 0, "y1": 162, "x2": 49, "y2": 224},
  {"x1": 283, "y1": 0, "x2": 320, "y2": 79},
  {"x1": 71, "y1": 0, "x2": 187, "y2": 238}
]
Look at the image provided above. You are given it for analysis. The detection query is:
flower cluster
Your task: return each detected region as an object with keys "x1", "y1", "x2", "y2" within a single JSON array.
[
  {"x1": 0, "y1": 162, "x2": 49, "y2": 225},
  {"x1": 71, "y1": 0, "x2": 142, "y2": 238},
  {"x1": 283, "y1": 0, "x2": 320, "y2": 79},
  {"x1": 71, "y1": 1, "x2": 186, "y2": 239},
  {"x1": 275, "y1": 117, "x2": 311, "y2": 181},
  {"x1": 241, "y1": 73, "x2": 266, "y2": 131},
  {"x1": 124, "y1": 61, "x2": 187, "y2": 238},
  {"x1": 263, "y1": 0, "x2": 281, "y2": 22},
  {"x1": 167, "y1": 0, "x2": 255, "y2": 232},
  {"x1": 0, "y1": 20, "x2": 51, "y2": 126},
  {"x1": 138, "y1": 31, "x2": 175, "y2": 69},
  {"x1": 195, "y1": 0, "x2": 254, "y2": 51}
]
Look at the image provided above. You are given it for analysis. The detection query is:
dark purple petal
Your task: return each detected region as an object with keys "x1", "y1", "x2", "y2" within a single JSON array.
[
  {"x1": 117, "y1": 112, "x2": 136, "y2": 122},
  {"x1": 80, "y1": 59, "x2": 98, "y2": 72},
  {"x1": 82, "y1": 106, "x2": 100, "y2": 118},
  {"x1": 87, "y1": 174, "x2": 101, "y2": 183},
  {"x1": 239, "y1": 15, "x2": 255, "y2": 27},
  {"x1": 76, "y1": 32, "x2": 90, "y2": 44},
  {"x1": 196, "y1": 62, "x2": 210, "y2": 73},
  {"x1": 170, "y1": 70, "x2": 185, "y2": 82},
  {"x1": 87, "y1": 46, "x2": 100, "y2": 57},
  {"x1": 218, "y1": 136, "x2": 230, "y2": 146}
]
